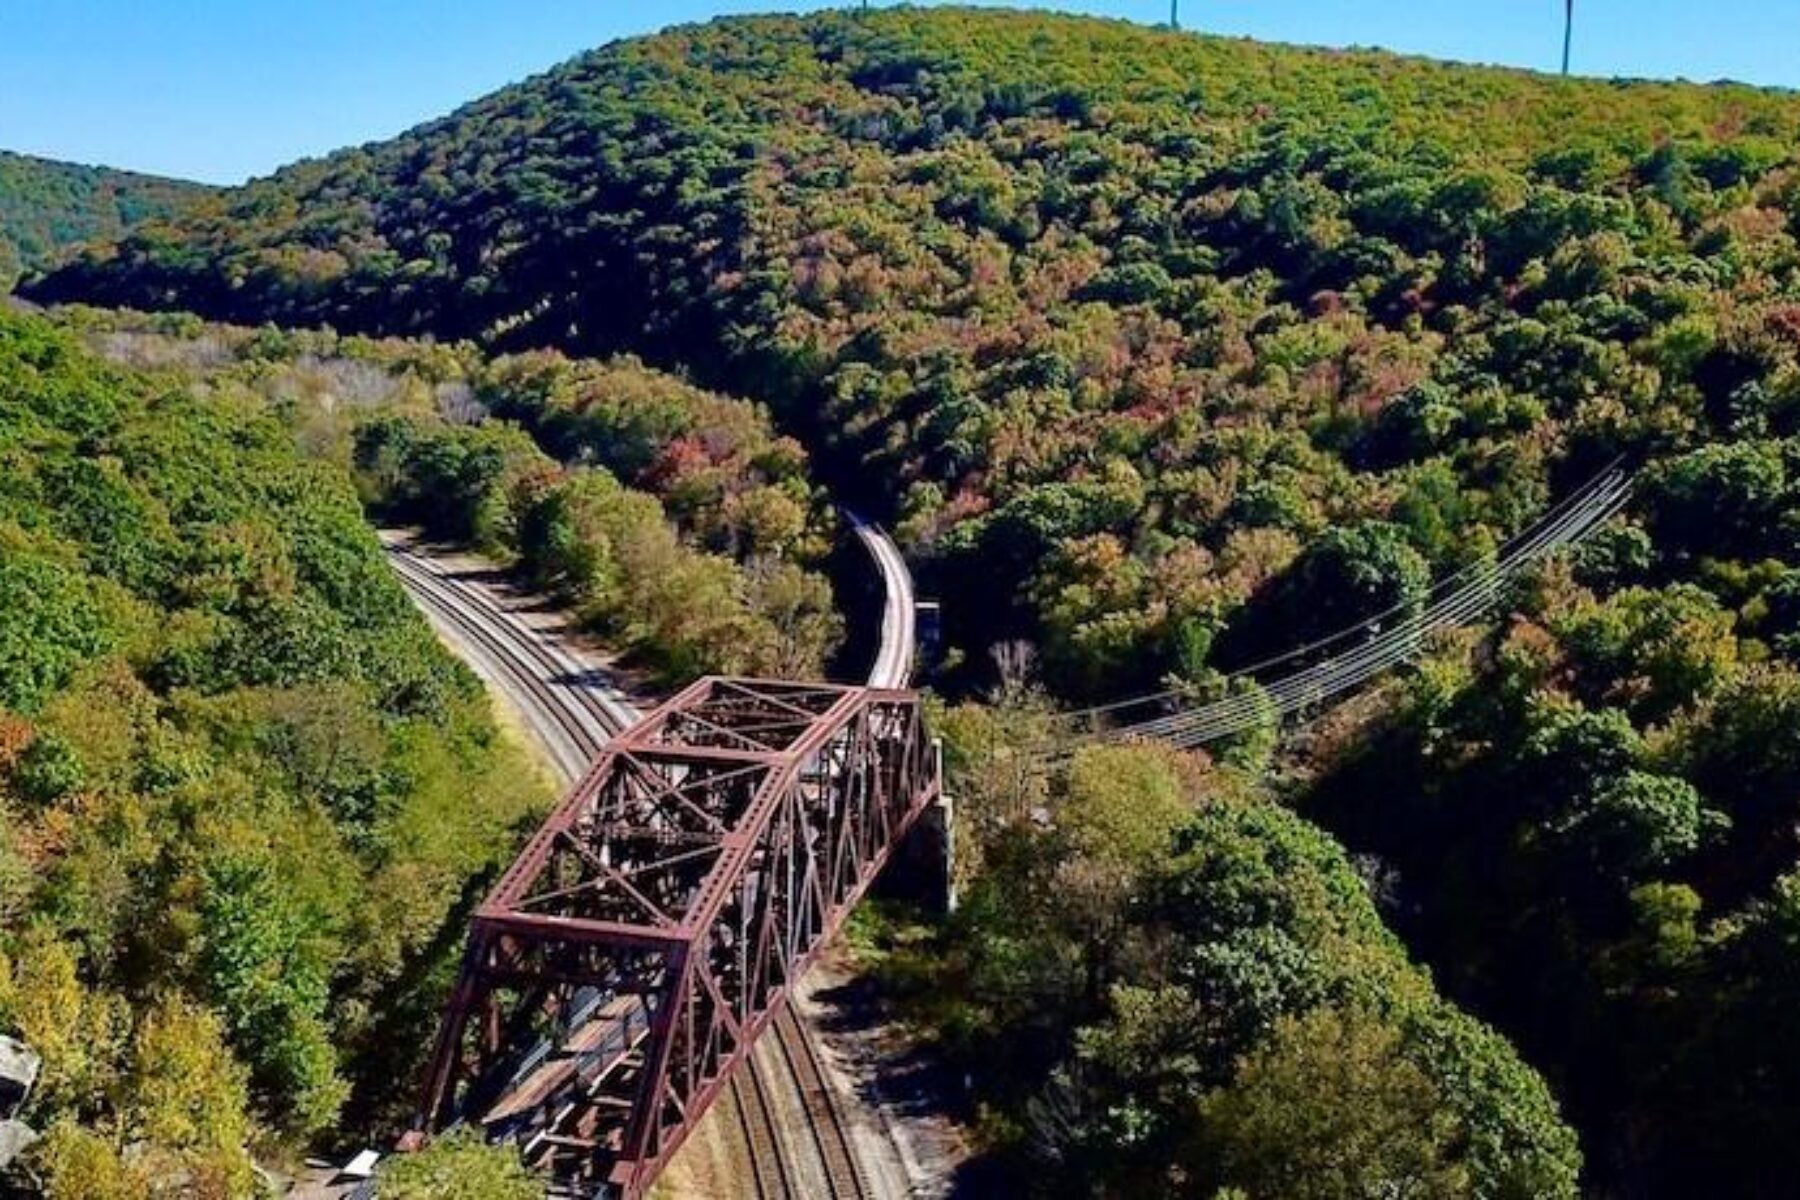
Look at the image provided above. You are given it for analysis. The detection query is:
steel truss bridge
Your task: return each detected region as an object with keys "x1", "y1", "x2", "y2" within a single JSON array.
[{"x1": 419, "y1": 676, "x2": 940, "y2": 1198}]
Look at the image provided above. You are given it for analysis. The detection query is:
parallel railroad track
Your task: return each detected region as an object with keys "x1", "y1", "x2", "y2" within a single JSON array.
[{"x1": 387, "y1": 550, "x2": 626, "y2": 766}]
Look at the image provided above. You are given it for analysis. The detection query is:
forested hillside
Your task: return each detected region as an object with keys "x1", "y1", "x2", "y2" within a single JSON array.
[
  {"x1": 0, "y1": 306, "x2": 548, "y2": 1193},
  {"x1": 0, "y1": 153, "x2": 209, "y2": 291},
  {"x1": 31, "y1": 9, "x2": 1800, "y2": 695},
  {"x1": 27, "y1": 7, "x2": 1800, "y2": 1194},
  {"x1": 0, "y1": 299, "x2": 842, "y2": 1192},
  {"x1": 53, "y1": 306, "x2": 844, "y2": 685}
]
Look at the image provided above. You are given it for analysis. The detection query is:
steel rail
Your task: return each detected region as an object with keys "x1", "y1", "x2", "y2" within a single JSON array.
[
  {"x1": 386, "y1": 549, "x2": 605, "y2": 777},
  {"x1": 731, "y1": 1068, "x2": 793, "y2": 1200},
  {"x1": 773, "y1": 1007, "x2": 870, "y2": 1200},
  {"x1": 387, "y1": 547, "x2": 636, "y2": 732}
]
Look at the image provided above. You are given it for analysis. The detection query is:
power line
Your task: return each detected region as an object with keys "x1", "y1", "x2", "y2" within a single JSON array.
[
  {"x1": 1124, "y1": 473, "x2": 1628, "y2": 746},
  {"x1": 1053, "y1": 465, "x2": 1633, "y2": 757},
  {"x1": 1064, "y1": 462, "x2": 1626, "y2": 723}
]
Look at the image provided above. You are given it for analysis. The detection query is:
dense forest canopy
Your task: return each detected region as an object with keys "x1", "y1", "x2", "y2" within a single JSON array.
[
  {"x1": 863, "y1": 725, "x2": 1583, "y2": 1198},
  {"x1": 53, "y1": 305, "x2": 846, "y2": 685},
  {"x1": 21, "y1": 6, "x2": 1800, "y2": 1195},
  {"x1": 0, "y1": 153, "x2": 209, "y2": 291},
  {"x1": 30, "y1": 8, "x2": 1800, "y2": 696},
  {"x1": 0, "y1": 305, "x2": 548, "y2": 1192}
]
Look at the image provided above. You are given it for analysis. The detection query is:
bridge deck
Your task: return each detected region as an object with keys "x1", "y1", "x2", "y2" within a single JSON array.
[{"x1": 483, "y1": 996, "x2": 647, "y2": 1128}]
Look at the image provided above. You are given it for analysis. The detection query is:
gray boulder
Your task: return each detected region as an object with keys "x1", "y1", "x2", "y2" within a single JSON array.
[
  {"x1": 0, "y1": 1036, "x2": 39, "y2": 1120},
  {"x1": 0, "y1": 1118, "x2": 39, "y2": 1170}
]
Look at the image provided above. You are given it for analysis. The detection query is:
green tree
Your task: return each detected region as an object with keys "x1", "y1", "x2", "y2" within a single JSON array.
[
  {"x1": 0, "y1": 550, "x2": 112, "y2": 714},
  {"x1": 197, "y1": 857, "x2": 346, "y2": 1135},
  {"x1": 1548, "y1": 770, "x2": 1720, "y2": 879},
  {"x1": 0, "y1": 931, "x2": 126, "y2": 1116},
  {"x1": 1237, "y1": 521, "x2": 1430, "y2": 657},
  {"x1": 377, "y1": 1130, "x2": 542, "y2": 1200},
  {"x1": 123, "y1": 998, "x2": 258, "y2": 1197},
  {"x1": 1059, "y1": 743, "x2": 1195, "y2": 873},
  {"x1": 30, "y1": 1120, "x2": 151, "y2": 1200},
  {"x1": 1196, "y1": 1005, "x2": 1471, "y2": 1200}
]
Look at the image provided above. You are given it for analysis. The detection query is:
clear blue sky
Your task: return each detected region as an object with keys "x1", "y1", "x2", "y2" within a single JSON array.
[{"x1": 3, "y1": 1, "x2": 1796, "y2": 186}]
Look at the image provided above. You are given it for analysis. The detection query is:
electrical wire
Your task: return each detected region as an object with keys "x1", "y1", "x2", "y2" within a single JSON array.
[{"x1": 1053, "y1": 466, "x2": 1633, "y2": 757}]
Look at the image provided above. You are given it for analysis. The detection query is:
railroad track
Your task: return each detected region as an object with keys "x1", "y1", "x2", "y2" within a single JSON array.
[
  {"x1": 385, "y1": 529, "x2": 901, "y2": 1200},
  {"x1": 386, "y1": 546, "x2": 630, "y2": 730},
  {"x1": 732, "y1": 1062, "x2": 795, "y2": 1200},
  {"x1": 848, "y1": 511, "x2": 915, "y2": 692},
  {"x1": 773, "y1": 1007, "x2": 871, "y2": 1200}
]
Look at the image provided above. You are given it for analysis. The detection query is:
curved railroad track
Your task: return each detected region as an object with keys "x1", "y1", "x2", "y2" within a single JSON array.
[{"x1": 847, "y1": 511, "x2": 916, "y2": 692}]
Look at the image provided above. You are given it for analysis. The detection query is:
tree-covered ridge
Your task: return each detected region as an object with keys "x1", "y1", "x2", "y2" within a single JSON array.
[
  {"x1": 30, "y1": 8, "x2": 1800, "y2": 694},
  {"x1": 0, "y1": 307, "x2": 545, "y2": 1193},
  {"x1": 0, "y1": 152, "x2": 210, "y2": 291}
]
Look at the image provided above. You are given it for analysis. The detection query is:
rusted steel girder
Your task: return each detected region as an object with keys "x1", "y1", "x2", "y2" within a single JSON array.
[{"x1": 418, "y1": 677, "x2": 940, "y2": 1197}]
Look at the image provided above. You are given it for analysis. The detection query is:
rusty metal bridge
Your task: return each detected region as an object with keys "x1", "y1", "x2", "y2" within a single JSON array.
[{"x1": 418, "y1": 675, "x2": 940, "y2": 1198}]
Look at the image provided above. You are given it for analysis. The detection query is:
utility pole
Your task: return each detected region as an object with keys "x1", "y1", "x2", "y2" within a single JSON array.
[
  {"x1": 1561, "y1": 0, "x2": 1574, "y2": 75},
  {"x1": 1170, "y1": 0, "x2": 1180, "y2": 31}
]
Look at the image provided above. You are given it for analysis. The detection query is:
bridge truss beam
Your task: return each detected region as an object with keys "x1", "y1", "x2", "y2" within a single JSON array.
[{"x1": 419, "y1": 677, "x2": 939, "y2": 1197}]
